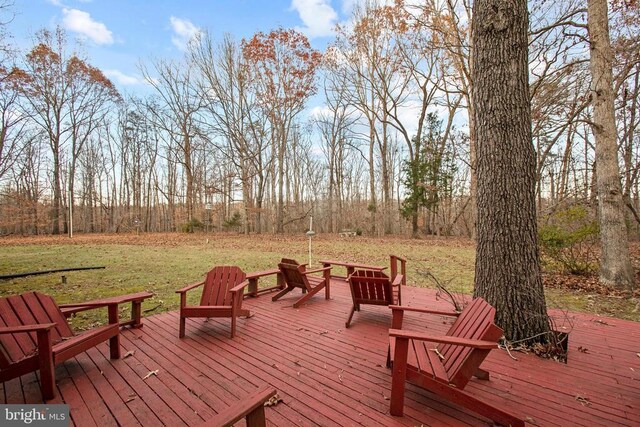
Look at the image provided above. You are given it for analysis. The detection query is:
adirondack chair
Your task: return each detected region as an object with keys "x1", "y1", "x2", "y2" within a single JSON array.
[
  {"x1": 177, "y1": 266, "x2": 251, "y2": 339},
  {"x1": 387, "y1": 298, "x2": 524, "y2": 427},
  {"x1": 203, "y1": 386, "x2": 277, "y2": 427},
  {"x1": 272, "y1": 258, "x2": 331, "y2": 308},
  {"x1": 0, "y1": 291, "x2": 121, "y2": 400},
  {"x1": 345, "y1": 270, "x2": 403, "y2": 328}
]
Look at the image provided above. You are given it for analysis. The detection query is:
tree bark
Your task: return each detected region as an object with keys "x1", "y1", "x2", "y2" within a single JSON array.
[
  {"x1": 472, "y1": 0, "x2": 549, "y2": 343},
  {"x1": 588, "y1": 0, "x2": 635, "y2": 289}
]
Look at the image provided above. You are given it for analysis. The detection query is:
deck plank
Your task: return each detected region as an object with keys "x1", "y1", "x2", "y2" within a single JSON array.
[{"x1": 1, "y1": 283, "x2": 638, "y2": 426}]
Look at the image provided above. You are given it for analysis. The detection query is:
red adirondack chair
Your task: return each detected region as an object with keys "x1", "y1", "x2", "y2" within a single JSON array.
[
  {"x1": 177, "y1": 266, "x2": 251, "y2": 338},
  {"x1": 203, "y1": 386, "x2": 277, "y2": 427},
  {"x1": 0, "y1": 291, "x2": 121, "y2": 400},
  {"x1": 272, "y1": 258, "x2": 331, "y2": 308},
  {"x1": 345, "y1": 269, "x2": 403, "y2": 328},
  {"x1": 387, "y1": 298, "x2": 524, "y2": 427}
]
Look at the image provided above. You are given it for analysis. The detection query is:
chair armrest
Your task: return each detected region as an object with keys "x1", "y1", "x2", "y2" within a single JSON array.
[
  {"x1": 391, "y1": 275, "x2": 403, "y2": 287},
  {"x1": 206, "y1": 386, "x2": 277, "y2": 427},
  {"x1": 389, "y1": 329, "x2": 498, "y2": 349},
  {"x1": 0, "y1": 323, "x2": 57, "y2": 334},
  {"x1": 230, "y1": 280, "x2": 251, "y2": 293},
  {"x1": 304, "y1": 267, "x2": 332, "y2": 275},
  {"x1": 389, "y1": 305, "x2": 460, "y2": 317},
  {"x1": 176, "y1": 281, "x2": 205, "y2": 294}
]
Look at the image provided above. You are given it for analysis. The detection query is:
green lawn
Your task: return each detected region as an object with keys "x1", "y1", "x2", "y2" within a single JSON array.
[{"x1": 0, "y1": 233, "x2": 636, "y2": 329}]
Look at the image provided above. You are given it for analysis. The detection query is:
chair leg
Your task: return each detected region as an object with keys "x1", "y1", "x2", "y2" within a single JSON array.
[
  {"x1": 292, "y1": 284, "x2": 326, "y2": 308},
  {"x1": 272, "y1": 286, "x2": 292, "y2": 302},
  {"x1": 345, "y1": 305, "x2": 356, "y2": 328},
  {"x1": 417, "y1": 377, "x2": 525, "y2": 427},
  {"x1": 36, "y1": 330, "x2": 55, "y2": 401},
  {"x1": 231, "y1": 315, "x2": 236, "y2": 339},
  {"x1": 389, "y1": 337, "x2": 409, "y2": 416},
  {"x1": 179, "y1": 316, "x2": 186, "y2": 338},
  {"x1": 110, "y1": 334, "x2": 121, "y2": 359},
  {"x1": 245, "y1": 405, "x2": 267, "y2": 427}
]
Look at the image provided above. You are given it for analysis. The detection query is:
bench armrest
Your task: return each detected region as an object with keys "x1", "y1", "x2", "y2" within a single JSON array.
[
  {"x1": 304, "y1": 266, "x2": 332, "y2": 275},
  {"x1": 176, "y1": 281, "x2": 205, "y2": 294},
  {"x1": 59, "y1": 291, "x2": 153, "y2": 308},
  {"x1": 206, "y1": 387, "x2": 277, "y2": 427},
  {"x1": 389, "y1": 305, "x2": 459, "y2": 317},
  {"x1": 246, "y1": 269, "x2": 280, "y2": 279},
  {"x1": 0, "y1": 323, "x2": 57, "y2": 334},
  {"x1": 59, "y1": 301, "x2": 119, "y2": 309},
  {"x1": 389, "y1": 329, "x2": 498, "y2": 349}
]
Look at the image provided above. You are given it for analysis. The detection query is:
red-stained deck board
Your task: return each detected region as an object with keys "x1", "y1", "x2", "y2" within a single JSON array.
[{"x1": 0, "y1": 282, "x2": 638, "y2": 426}]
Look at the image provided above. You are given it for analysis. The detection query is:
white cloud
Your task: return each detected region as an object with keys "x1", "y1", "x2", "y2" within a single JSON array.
[
  {"x1": 61, "y1": 8, "x2": 114, "y2": 45},
  {"x1": 169, "y1": 16, "x2": 201, "y2": 51},
  {"x1": 341, "y1": 0, "x2": 357, "y2": 15},
  {"x1": 103, "y1": 69, "x2": 144, "y2": 86},
  {"x1": 291, "y1": 0, "x2": 338, "y2": 38}
]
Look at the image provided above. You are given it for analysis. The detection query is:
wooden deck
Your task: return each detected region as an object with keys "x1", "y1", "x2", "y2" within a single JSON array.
[{"x1": 1, "y1": 281, "x2": 639, "y2": 426}]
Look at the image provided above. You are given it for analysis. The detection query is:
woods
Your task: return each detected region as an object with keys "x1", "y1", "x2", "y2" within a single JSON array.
[{"x1": 0, "y1": 2, "x2": 638, "y2": 258}]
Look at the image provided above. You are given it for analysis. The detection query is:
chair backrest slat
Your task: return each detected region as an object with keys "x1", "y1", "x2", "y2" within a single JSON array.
[
  {"x1": 278, "y1": 260, "x2": 310, "y2": 291},
  {"x1": 0, "y1": 292, "x2": 73, "y2": 367},
  {"x1": 29, "y1": 293, "x2": 74, "y2": 340},
  {"x1": 436, "y1": 298, "x2": 502, "y2": 388},
  {"x1": 200, "y1": 266, "x2": 247, "y2": 306},
  {"x1": 0, "y1": 298, "x2": 33, "y2": 365},
  {"x1": 349, "y1": 270, "x2": 392, "y2": 305}
]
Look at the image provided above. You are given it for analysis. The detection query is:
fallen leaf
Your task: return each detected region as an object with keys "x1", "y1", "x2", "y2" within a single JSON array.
[
  {"x1": 124, "y1": 350, "x2": 135, "y2": 358},
  {"x1": 319, "y1": 330, "x2": 329, "y2": 335},
  {"x1": 143, "y1": 370, "x2": 159, "y2": 380},
  {"x1": 575, "y1": 395, "x2": 591, "y2": 406},
  {"x1": 382, "y1": 392, "x2": 390, "y2": 401},
  {"x1": 264, "y1": 394, "x2": 283, "y2": 407},
  {"x1": 125, "y1": 394, "x2": 137, "y2": 403},
  {"x1": 578, "y1": 347, "x2": 589, "y2": 353},
  {"x1": 188, "y1": 388, "x2": 203, "y2": 399}
]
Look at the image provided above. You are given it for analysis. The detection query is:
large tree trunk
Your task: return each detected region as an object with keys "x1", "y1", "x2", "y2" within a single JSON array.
[
  {"x1": 471, "y1": 0, "x2": 549, "y2": 343},
  {"x1": 588, "y1": 0, "x2": 635, "y2": 289}
]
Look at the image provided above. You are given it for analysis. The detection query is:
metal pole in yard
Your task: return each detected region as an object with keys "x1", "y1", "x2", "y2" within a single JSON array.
[{"x1": 306, "y1": 216, "x2": 315, "y2": 265}]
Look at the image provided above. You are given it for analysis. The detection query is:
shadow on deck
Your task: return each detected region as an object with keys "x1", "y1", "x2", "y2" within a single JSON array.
[{"x1": 2, "y1": 282, "x2": 638, "y2": 426}]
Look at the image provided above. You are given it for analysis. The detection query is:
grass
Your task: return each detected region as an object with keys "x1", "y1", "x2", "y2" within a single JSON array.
[{"x1": 0, "y1": 233, "x2": 637, "y2": 329}]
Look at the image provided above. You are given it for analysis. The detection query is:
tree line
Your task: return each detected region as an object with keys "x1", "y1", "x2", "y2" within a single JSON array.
[{"x1": 0, "y1": 0, "x2": 638, "y2": 243}]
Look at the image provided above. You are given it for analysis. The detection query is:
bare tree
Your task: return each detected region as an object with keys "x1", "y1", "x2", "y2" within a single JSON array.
[
  {"x1": 588, "y1": 0, "x2": 635, "y2": 288},
  {"x1": 141, "y1": 57, "x2": 205, "y2": 225},
  {"x1": 242, "y1": 28, "x2": 322, "y2": 233}
]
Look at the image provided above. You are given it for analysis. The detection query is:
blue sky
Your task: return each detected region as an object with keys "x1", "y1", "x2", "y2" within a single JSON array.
[{"x1": 8, "y1": 0, "x2": 357, "y2": 94}]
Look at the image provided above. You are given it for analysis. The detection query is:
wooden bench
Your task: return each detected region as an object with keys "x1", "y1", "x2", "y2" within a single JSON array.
[
  {"x1": 319, "y1": 259, "x2": 386, "y2": 280},
  {"x1": 245, "y1": 269, "x2": 284, "y2": 298},
  {"x1": 60, "y1": 291, "x2": 153, "y2": 329}
]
